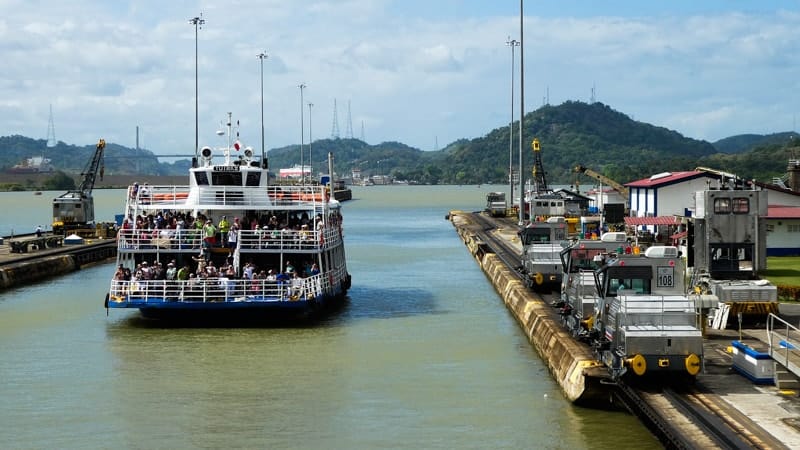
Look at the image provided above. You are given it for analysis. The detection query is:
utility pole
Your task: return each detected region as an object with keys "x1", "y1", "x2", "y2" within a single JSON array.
[
  {"x1": 518, "y1": 0, "x2": 525, "y2": 226},
  {"x1": 308, "y1": 102, "x2": 314, "y2": 182},
  {"x1": 189, "y1": 14, "x2": 204, "y2": 164},
  {"x1": 507, "y1": 37, "x2": 520, "y2": 208},
  {"x1": 299, "y1": 83, "x2": 306, "y2": 180},
  {"x1": 257, "y1": 51, "x2": 268, "y2": 167}
]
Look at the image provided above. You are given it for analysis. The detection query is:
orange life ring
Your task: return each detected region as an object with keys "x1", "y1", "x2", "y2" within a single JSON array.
[{"x1": 301, "y1": 193, "x2": 323, "y2": 202}]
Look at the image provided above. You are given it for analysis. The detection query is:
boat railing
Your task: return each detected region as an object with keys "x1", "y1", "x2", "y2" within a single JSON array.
[
  {"x1": 238, "y1": 226, "x2": 340, "y2": 251},
  {"x1": 125, "y1": 184, "x2": 330, "y2": 211},
  {"x1": 127, "y1": 185, "x2": 191, "y2": 209},
  {"x1": 116, "y1": 226, "x2": 341, "y2": 253},
  {"x1": 117, "y1": 229, "x2": 204, "y2": 252},
  {"x1": 108, "y1": 270, "x2": 340, "y2": 304}
]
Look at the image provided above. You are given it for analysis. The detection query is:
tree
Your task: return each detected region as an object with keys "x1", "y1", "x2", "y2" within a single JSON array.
[{"x1": 42, "y1": 171, "x2": 76, "y2": 190}]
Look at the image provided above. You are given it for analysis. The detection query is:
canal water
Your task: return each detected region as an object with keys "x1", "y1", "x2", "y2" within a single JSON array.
[{"x1": 0, "y1": 186, "x2": 657, "y2": 449}]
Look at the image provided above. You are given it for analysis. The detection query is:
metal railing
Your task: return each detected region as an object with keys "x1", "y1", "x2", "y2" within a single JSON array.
[
  {"x1": 767, "y1": 313, "x2": 800, "y2": 378},
  {"x1": 108, "y1": 269, "x2": 344, "y2": 305},
  {"x1": 116, "y1": 226, "x2": 341, "y2": 253},
  {"x1": 617, "y1": 294, "x2": 700, "y2": 329},
  {"x1": 125, "y1": 184, "x2": 330, "y2": 210}
]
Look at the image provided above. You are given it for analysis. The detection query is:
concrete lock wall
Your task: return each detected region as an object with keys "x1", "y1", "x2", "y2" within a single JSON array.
[
  {"x1": 0, "y1": 255, "x2": 78, "y2": 290},
  {"x1": 451, "y1": 211, "x2": 605, "y2": 405}
]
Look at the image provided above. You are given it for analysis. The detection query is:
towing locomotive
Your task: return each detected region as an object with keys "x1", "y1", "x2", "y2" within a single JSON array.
[
  {"x1": 557, "y1": 232, "x2": 628, "y2": 336},
  {"x1": 556, "y1": 233, "x2": 704, "y2": 380},
  {"x1": 592, "y1": 245, "x2": 704, "y2": 379},
  {"x1": 518, "y1": 216, "x2": 569, "y2": 291}
]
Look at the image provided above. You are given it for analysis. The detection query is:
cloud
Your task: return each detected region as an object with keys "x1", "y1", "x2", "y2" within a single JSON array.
[{"x1": 0, "y1": 2, "x2": 798, "y2": 154}]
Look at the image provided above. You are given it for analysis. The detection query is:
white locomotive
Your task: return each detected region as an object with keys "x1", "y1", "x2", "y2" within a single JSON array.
[{"x1": 591, "y1": 245, "x2": 704, "y2": 380}]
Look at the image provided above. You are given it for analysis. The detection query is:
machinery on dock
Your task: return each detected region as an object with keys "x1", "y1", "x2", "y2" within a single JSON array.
[
  {"x1": 591, "y1": 245, "x2": 704, "y2": 380},
  {"x1": 485, "y1": 191, "x2": 507, "y2": 217},
  {"x1": 573, "y1": 164, "x2": 629, "y2": 210},
  {"x1": 52, "y1": 139, "x2": 105, "y2": 235},
  {"x1": 518, "y1": 216, "x2": 569, "y2": 291},
  {"x1": 558, "y1": 232, "x2": 629, "y2": 337},
  {"x1": 689, "y1": 184, "x2": 778, "y2": 321}
]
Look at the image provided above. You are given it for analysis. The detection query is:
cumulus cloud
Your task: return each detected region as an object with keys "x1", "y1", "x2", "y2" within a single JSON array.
[{"x1": 0, "y1": 2, "x2": 798, "y2": 153}]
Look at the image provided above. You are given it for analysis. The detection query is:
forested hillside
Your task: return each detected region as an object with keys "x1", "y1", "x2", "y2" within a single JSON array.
[
  {"x1": 712, "y1": 132, "x2": 798, "y2": 154},
  {"x1": 1, "y1": 101, "x2": 797, "y2": 186}
]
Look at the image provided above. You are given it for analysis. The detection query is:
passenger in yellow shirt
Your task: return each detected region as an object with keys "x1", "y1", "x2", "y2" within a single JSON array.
[{"x1": 218, "y1": 215, "x2": 230, "y2": 246}]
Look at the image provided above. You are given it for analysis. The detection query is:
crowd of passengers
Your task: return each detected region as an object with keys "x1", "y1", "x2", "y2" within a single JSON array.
[
  {"x1": 113, "y1": 256, "x2": 322, "y2": 299},
  {"x1": 119, "y1": 208, "x2": 341, "y2": 250}
]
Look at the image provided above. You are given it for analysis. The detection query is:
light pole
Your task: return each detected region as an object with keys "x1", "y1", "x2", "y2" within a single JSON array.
[
  {"x1": 299, "y1": 83, "x2": 306, "y2": 181},
  {"x1": 507, "y1": 37, "x2": 519, "y2": 207},
  {"x1": 518, "y1": 0, "x2": 525, "y2": 226},
  {"x1": 257, "y1": 51, "x2": 268, "y2": 167},
  {"x1": 189, "y1": 14, "x2": 204, "y2": 164},
  {"x1": 308, "y1": 102, "x2": 314, "y2": 182}
]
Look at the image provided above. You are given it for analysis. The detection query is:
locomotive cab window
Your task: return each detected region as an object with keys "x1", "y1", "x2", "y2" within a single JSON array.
[
  {"x1": 713, "y1": 198, "x2": 731, "y2": 214},
  {"x1": 732, "y1": 197, "x2": 749, "y2": 214}
]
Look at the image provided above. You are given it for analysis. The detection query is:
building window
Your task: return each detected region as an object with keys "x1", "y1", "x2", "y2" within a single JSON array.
[
  {"x1": 732, "y1": 197, "x2": 749, "y2": 214},
  {"x1": 789, "y1": 224, "x2": 800, "y2": 233},
  {"x1": 713, "y1": 198, "x2": 731, "y2": 214}
]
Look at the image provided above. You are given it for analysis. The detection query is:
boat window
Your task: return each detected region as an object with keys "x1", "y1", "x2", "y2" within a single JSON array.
[
  {"x1": 212, "y1": 171, "x2": 243, "y2": 186},
  {"x1": 194, "y1": 172, "x2": 209, "y2": 185},
  {"x1": 245, "y1": 172, "x2": 261, "y2": 186}
]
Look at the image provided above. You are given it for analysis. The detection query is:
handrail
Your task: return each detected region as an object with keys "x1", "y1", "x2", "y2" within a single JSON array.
[
  {"x1": 116, "y1": 226, "x2": 341, "y2": 252},
  {"x1": 125, "y1": 184, "x2": 330, "y2": 210},
  {"x1": 767, "y1": 313, "x2": 800, "y2": 375},
  {"x1": 109, "y1": 269, "x2": 344, "y2": 304},
  {"x1": 617, "y1": 294, "x2": 700, "y2": 330}
]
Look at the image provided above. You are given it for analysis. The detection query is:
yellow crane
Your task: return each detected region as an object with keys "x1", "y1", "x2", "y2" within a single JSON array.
[
  {"x1": 573, "y1": 165, "x2": 630, "y2": 214},
  {"x1": 573, "y1": 165, "x2": 629, "y2": 198}
]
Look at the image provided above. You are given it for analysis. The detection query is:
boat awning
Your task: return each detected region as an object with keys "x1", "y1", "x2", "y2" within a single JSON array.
[{"x1": 624, "y1": 216, "x2": 680, "y2": 226}]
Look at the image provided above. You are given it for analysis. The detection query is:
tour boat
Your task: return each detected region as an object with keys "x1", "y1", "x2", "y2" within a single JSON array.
[{"x1": 105, "y1": 113, "x2": 350, "y2": 321}]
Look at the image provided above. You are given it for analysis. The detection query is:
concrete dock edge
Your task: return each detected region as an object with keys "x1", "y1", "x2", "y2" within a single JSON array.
[
  {"x1": 0, "y1": 240, "x2": 117, "y2": 290},
  {"x1": 450, "y1": 210, "x2": 608, "y2": 405},
  {"x1": 0, "y1": 254, "x2": 77, "y2": 289}
]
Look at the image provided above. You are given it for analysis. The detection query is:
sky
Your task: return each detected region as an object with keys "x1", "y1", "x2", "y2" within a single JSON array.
[{"x1": 2, "y1": 0, "x2": 800, "y2": 158}]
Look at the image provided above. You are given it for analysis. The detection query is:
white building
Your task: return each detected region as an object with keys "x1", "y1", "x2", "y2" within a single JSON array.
[{"x1": 623, "y1": 169, "x2": 800, "y2": 256}]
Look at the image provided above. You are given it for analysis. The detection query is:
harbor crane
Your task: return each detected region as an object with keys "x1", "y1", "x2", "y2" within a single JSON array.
[
  {"x1": 52, "y1": 139, "x2": 106, "y2": 235},
  {"x1": 573, "y1": 164, "x2": 629, "y2": 208}
]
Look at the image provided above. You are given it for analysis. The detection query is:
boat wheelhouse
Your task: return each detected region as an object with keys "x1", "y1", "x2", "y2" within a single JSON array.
[{"x1": 105, "y1": 114, "x2": 350, "y2": 321}]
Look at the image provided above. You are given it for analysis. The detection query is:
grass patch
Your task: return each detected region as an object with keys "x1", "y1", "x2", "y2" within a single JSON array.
[
  {"x1": 764, "y1": 257, "x2": 800, "y2": 285},
  {"x1": 765, "y1": 256, "x2": 800, "y2": 302}
]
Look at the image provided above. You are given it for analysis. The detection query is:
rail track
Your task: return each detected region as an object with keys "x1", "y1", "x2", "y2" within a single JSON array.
[{"x1": 464, "y1": 211, "x2": 788, "y2": 450}]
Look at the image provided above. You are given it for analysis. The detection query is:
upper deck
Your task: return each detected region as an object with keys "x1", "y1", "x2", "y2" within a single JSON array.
[{"x1": 127, "y1": 183, "x2": 332, "y2": 212}]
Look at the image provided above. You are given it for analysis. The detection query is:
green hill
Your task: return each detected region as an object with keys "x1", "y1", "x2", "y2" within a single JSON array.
[
  {"x1": 1, "y1": 101, "x2": 797, "y2": 186},
  {"x1": 712, "y1": 132, "x2": 799, "y2": 154}
]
